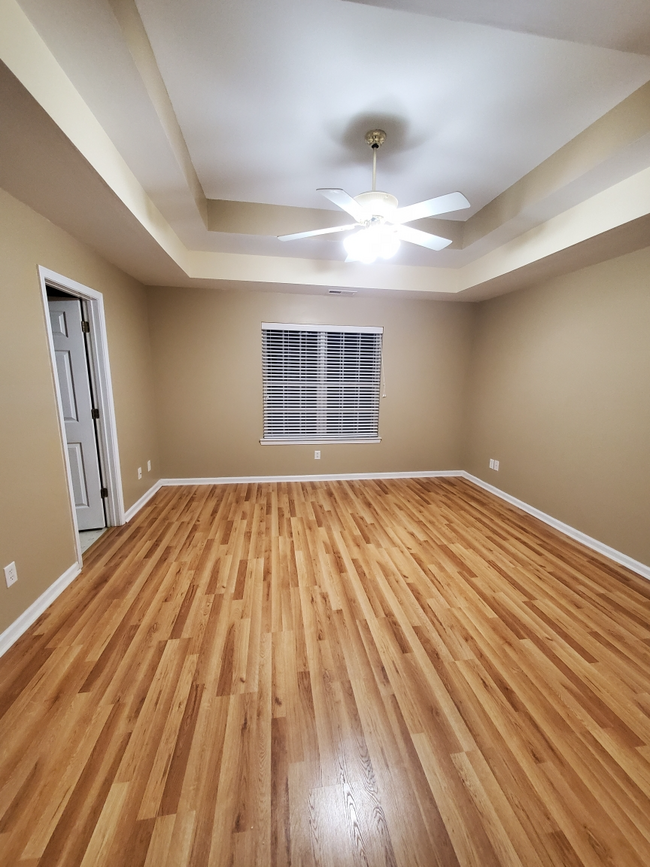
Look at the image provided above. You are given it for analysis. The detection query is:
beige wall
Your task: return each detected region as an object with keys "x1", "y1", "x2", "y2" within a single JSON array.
[
  {"x1": 464, "y1": 245, "x2": 650, "y2": 565},
  {"x1": 0, "y1": 187, "x2": 160, "y2": 635},
  {"x1": 148, "y1": 287, "x2": 474, "y2": 479},
  {"x1": 3, "y1": 172, "x2": 649, "y2": 641}
]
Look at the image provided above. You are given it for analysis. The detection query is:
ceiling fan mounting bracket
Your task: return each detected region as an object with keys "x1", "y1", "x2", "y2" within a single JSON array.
[{"x1": 365, "y1": 129, "x2": 386, "y2": 149}]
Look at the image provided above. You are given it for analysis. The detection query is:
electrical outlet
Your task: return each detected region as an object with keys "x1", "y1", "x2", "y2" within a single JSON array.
[
  {"x1": 314, "y1": 450, "x2": 321, "y2": 460},
  {"x1": 4, "y1": 561, "x2": 18, "y2": 588},
  {"x1": 137, "y1": 466, "x2": 142, "y2": 480},
  {"x1": 147, "y1": 460, "x2": 152, "y2": 472}
]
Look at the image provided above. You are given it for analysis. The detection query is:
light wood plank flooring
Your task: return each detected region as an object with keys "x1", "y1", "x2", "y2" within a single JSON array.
[{"x1": 1, "y1": 477, "x2": 650, "y2": 867}]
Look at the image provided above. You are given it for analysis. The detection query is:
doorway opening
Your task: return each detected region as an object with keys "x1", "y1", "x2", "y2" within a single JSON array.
[{"x1": 39, "y1": 267, "x2": 125, "y2": 563}]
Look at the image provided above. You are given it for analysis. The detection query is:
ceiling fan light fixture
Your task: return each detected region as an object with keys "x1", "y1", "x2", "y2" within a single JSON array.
[
  {"x1": 378, "y1": 225, "x2": 401, "y2": 260},
  {"x1": 344, "y1": 224, "x2": 400, "y2": 264}
]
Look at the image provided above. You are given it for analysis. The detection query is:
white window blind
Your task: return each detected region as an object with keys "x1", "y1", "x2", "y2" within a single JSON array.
[{"x1": 261, "y1": 322, "x2": 383, "y2": 444}]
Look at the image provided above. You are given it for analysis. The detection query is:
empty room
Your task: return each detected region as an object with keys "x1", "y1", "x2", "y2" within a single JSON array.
[{"x1": 1, "y1": 1, "x2": 650, "y2": 865}]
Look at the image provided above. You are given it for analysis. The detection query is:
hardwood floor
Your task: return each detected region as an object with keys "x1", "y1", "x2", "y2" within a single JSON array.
[{"x1": 1, "y1": 477, "x2": 650, "y2": 866}]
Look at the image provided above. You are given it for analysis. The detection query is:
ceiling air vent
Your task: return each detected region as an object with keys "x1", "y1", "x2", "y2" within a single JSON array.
[{"x1": 328, "y1": 289, "x2": 357, "y2": 296}]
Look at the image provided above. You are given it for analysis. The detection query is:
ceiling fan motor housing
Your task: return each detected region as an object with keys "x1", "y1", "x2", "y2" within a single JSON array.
[
  {"x1": 354, "y1": 190, "x2": 398, "y2": 222},
  {"x1": 365, "y1": 129, "x2": 387, "y2": 149}
]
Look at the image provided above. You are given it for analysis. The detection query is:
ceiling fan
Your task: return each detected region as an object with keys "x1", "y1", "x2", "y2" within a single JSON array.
[{"x1": 278, "y1": 129, "x2": 470, "y2": 264}]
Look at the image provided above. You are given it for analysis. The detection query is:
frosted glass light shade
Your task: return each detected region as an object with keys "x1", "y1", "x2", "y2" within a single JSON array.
[{"x1": 344, "y1": 225, "x2": 400, "y2": 263}]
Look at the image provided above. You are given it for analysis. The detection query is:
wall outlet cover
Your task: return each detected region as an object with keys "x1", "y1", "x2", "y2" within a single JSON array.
[{"x1": 4, "y1": 561, "x2": 18, "y2": 588}]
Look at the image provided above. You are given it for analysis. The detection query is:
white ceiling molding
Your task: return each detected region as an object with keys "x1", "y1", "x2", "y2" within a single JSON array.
[
  {"x1": 106, "y1": 0, "x2": 208, "y2": 226},
  {"x1": 1, "y1": 0, "x2": 188, "y2": 269}
]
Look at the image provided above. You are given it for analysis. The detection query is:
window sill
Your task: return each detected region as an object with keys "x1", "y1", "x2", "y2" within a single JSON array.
[{"x1": 260, "y1": 438, "x2": 381, "y2": 446}]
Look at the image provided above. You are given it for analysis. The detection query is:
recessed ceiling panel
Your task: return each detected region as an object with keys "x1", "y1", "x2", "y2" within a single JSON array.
[{"x1": 136, "y1": 0, "x2": 650, "y2": 212}]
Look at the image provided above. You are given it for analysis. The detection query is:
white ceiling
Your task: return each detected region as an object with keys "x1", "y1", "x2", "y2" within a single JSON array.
[
  {"x1": 139, "y1": 0, "x2": 646, "y2": 206},
  {"x1": 9, "y1": 0, "x2": 650, "y2": 280}
]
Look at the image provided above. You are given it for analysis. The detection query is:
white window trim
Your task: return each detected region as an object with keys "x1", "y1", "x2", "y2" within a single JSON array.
[{"x1": 262, "y1": 322, "x2": 383, "y2": 334}]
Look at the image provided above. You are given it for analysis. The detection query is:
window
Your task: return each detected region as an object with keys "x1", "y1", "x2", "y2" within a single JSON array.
[{"x1": 261, "y1": 322, "x2": 383, "y2": 444}]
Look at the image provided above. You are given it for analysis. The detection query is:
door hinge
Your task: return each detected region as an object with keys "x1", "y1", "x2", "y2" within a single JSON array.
[
  {"x1": 81, "y1": 320, "x2": 90, "y2": 333},
  {"x1": 100, "y1": 487, "x2": 108, "y2": 498},
  {"x1": 91, "y1": 408, "x2": 100, "y2": 419}
]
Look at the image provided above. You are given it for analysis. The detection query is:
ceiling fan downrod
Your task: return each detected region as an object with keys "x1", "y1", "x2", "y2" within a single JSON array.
[{"x1": 365, "y1": 129, "x2": 386, "y2": 192}]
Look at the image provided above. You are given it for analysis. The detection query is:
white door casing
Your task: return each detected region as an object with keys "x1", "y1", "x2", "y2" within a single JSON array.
[
  {"x1": 39, "y1": 266, "x2": 126, "y2": 566},
  {"x1": 48, "y1": 298, "x2": 106, "y2": 530}
]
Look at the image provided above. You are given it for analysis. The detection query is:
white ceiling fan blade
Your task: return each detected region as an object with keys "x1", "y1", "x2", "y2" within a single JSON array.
[
  {"x1": 318, "y1": 188, "x2": 366, "y2": 222},
  {"x1": 395, "y1": 224, "x2": 453, "y2": 251},
  {"x1": 393, "y1": 192, "x2": 470, "y2": 225},
  {"x1": 278, "y1": 223, "x2": 357, "y2": 242}
]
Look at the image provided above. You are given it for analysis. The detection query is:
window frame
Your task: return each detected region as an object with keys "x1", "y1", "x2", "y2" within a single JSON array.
[{"x1": 260, "y1": 322, "x2": 384, "y2": 445}]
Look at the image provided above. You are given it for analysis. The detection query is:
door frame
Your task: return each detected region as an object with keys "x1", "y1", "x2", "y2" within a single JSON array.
[{"x1": 39, "y1": 266, "x2": 125, "y2": 558}]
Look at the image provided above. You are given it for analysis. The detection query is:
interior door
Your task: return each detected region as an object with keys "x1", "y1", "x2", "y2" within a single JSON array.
[{"x1": 48, "y1": 298, "x2": 106, "y2": 530}]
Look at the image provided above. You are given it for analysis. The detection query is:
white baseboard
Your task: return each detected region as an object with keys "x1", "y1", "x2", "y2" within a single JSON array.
[
  {"x1": 462, "y1": 472, "x2": 650, "y2": 581},
  {"x1": 0, "y1": 561, "x2": 81, "y2": 658},
  {"x1": 158, "y1": 470, "x2": 463, "y2": 486},
  {"x1": 123, "y1": 480, "x2": 164, "y2": 522}
]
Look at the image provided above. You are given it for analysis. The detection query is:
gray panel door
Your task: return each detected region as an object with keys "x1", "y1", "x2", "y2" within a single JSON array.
[{"x1": 48, "y1": 298, "x2": 106, "y2": 530}]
